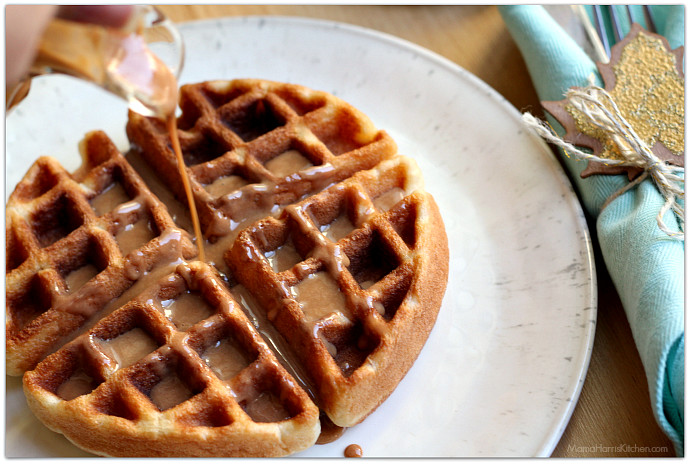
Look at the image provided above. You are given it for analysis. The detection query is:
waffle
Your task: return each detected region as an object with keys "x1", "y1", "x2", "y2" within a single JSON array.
[
  {"x1": 125, "y1": 79, "x2": 399, "y2": 242},
  {"x1": 6, "y1": 131, "x2": 198, "y2": 375},
  {"x1": 227, "y1": 156, "x2": 448, "y2": 427},
  {"x1": 23, "y1": 260, "x2": 320, "y2": 457},
  {"x1": 9, "y1": 79, "x2": 449, "y2": 457}
]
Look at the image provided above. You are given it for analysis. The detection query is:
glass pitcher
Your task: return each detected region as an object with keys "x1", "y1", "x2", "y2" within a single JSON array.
[{"x1": 7, "y1": 5, "x2": 184, "y2": 118}]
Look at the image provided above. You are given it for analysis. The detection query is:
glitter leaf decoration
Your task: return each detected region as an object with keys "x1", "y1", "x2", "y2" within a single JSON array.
[{"x1": 542, "y1": 23, "x2": 685, "y2": 179}]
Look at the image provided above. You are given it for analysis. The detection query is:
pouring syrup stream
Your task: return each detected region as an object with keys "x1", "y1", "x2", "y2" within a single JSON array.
[
  {"x1": 10, "y1": 7, "x2": 205, "y2": 261},
  {"x1": 167, "y1": 115, "x2": 206, "y2": 261},
  {"x1": 100, "y1": 13, "x2": 205, "y2": 261}
]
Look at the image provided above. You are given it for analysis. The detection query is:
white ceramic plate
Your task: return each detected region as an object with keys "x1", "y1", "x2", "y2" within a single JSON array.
[{"x1": 5, "y1": 16, "x2": 596, "y2": 458}]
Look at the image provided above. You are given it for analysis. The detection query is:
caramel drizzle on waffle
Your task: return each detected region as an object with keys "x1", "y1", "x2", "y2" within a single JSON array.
[
  {"x1": 9, "y1": 79, "x2": 450, "y2": 456},
  {"x1": 25, "y1": 260, "x2": 320, "y2": 456},
  {"x1": 6, "y1": 132, "x2": 197, "y2": 374},
  {"x1": 227, "y1": 155, "x2": 429, "y2": 424},
  {"x1": 125, "y1": 79, "x2": 399, "y2": 243}
]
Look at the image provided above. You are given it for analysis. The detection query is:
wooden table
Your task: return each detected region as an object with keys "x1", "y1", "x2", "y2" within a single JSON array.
[{"x1": 157, "y1": 5, "x2": 675, "y2": 457}]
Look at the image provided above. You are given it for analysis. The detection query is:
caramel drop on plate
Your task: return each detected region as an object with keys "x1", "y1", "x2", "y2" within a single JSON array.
[{"x1": 344, "y1": 444, "x2": 363, "y2": 458}]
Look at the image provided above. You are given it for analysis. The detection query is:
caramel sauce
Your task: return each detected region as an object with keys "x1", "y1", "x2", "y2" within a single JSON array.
[
  {"x1": 264, "y1": 239, "x2": 303, "y2": 273},
  {"x1": 95, "y1": 327, "x2": 158, "y2": 370},
  {"x1": 320, "y1": 214, "x2": 354, "y2": 242},
  {"x1": 167, "y1": 116, "x2": 206, "y2": 262},
  {"x1": 31, "y1": 12, "x2": 179, "y2": 117},
  {"x1": 344, "y1": 444, "x2": 363, "y2": 458},
  {"x1": 56, "y1": 368, "x2": 95, "y2": 401},
  {"x1": 157, "y1": 290, "x2": 213, "y2": 331},
  {"x1": 290, "y1": 272, "x2": 350, "y2": 323},
  {"x1": 125, "y1": 150, "x2": 192, "y2": 232},
  {"x1": 316, "y1": 413, "x2": 346, "y2": 444},
  {"x1": 58, "y1": 230, "x2": 186, "y2": 324},
  {"x1": 204, "y1": 174, "x2": 248, "y2": 197},
  {"x1": 230, "y1": 284, "x2": 318, "y2": 401},
  {"x1": 115, "y1": 216, "x2": 156, "y2": 255},
  {"x1": 149, "y1": 373, "x2": 192, "y2": 411},
  {"x1": 90, "y1": 182, "x2": 130, "y2": 216},
  {"x1": 201, "y1": 338, "x2": 249, "y2": 381},
  {"x1": 32, "y1": 19, "x2": 111, "y2": 87},
  {"x1": 65, "y1": 264, "x2": 99, "y2": 293},
  {"x1": 265, "y1": 149, "x2": 313, "y2": 178},
  {"x1": 242, "y1": 391, "x2": 291, "y2": 423}
]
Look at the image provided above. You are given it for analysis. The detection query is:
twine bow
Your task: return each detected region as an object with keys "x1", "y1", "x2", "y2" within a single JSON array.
[{"x1": 523, "y1": 84, "x2": 684, "y2": 240}]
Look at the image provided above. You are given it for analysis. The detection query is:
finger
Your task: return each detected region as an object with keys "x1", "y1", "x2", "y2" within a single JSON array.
[
  {"x1": 5, "y1": 5, "x2": 58, "y2": 87},
  {"x1": 56, "y1": 5, "x2": 134, "y2": 28}
]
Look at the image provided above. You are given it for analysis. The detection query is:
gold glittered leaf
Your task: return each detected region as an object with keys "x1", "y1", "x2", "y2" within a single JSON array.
[{"x1": 542, "y1": 23, "x2": 684, "y2": 179}]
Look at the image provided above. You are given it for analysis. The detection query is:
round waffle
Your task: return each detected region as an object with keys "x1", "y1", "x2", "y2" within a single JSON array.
[{"x1": 9, "y1": 79, "x2": 449, "y2": 457}]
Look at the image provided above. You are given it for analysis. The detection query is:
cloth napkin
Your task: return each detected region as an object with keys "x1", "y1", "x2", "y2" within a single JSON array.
[{"x1": 498, "y1": 5, "x2": 684, "y2": 456}]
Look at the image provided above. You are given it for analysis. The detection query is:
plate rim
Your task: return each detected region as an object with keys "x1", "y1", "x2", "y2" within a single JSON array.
[
  {"x1": 183, "y1": 15, "x2": 598, "y2": 455},
  {"x1": 178, "y1": 14, "x2": 599, "y2": 456},
  {"x1": 5, "y1": 14, "x2": 598, "y2": 458}
]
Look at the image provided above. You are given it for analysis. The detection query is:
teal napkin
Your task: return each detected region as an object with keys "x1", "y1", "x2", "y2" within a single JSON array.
[{"x1": 498, "y1": 5, "x2": 684, "y2": 456}]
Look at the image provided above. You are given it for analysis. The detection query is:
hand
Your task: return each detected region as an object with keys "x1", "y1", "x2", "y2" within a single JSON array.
[{"x1": 6, "y1": 5, "x2": 134, "y2": 88}]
